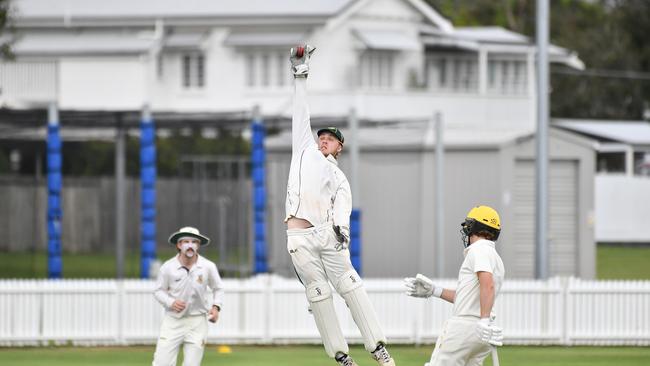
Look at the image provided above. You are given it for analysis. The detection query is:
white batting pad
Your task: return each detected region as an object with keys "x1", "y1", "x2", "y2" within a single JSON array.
[
  {"x1": 306, "y1": 282, "x2": 348, "y2": 357},
  {"x1": 341, "y1": 286, "x2": 387, "y2": 352}
]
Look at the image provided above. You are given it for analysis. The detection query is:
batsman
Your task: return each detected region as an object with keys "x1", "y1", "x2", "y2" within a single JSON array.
[
  {"x1": 405, "y1": 206, "x2": 505, "y2": 366},
  {"x1": 284, "y1": 45, "x2": 396, "y2": 366}
]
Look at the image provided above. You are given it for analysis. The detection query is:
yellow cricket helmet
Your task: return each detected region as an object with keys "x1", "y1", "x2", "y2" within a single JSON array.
[{"x1": 460, "y1": 205, "x2": 501, "y2": 245}]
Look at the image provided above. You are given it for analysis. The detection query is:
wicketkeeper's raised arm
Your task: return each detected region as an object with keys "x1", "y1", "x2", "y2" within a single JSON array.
[{"x1": 290, "y1": 45, "x2": 317, "y2": 154}]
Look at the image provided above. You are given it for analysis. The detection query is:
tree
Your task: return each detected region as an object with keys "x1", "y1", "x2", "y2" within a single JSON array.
[{"x1": 0, "y1": 0, "x2": 15, "y2": 59}]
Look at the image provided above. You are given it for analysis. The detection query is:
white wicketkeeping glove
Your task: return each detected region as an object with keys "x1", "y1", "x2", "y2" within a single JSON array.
[
  {"x1": 333, "y1": 225, "x2": 350, "y2": 251},
  {"x1": 475, "y1": 318, "x2": 503, "y2": 346},
  {"x1": 289, "y1": 45, "x2": 315, "y2": 78},
  {"x1": 404, "y1": 273, "x2": 441, "y2": 298}
]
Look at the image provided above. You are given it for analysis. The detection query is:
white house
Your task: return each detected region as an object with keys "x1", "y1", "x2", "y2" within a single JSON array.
[
  {"x1": 3, "y1": 0, "x2": 582, "y2": 131},
  {"x1": 1, "y1": 0, "x2": 600, "y2": 278}
]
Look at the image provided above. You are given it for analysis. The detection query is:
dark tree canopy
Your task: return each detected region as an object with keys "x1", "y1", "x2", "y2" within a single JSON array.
[{"x1": 0, "y1": 0, "x2": 14, "y2": 60}]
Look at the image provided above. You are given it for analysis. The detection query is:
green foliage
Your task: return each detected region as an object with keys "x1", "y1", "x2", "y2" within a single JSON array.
[
  {"x1": 56, "y1": 131, "x2": 250, "y2": 177},
  {"x1": 156, "y1": 129, "x2": 250, "y2": 176},
  {"x1": 1, "y1": 345, "x2": 650, "y2": 366},
  {"x1": 0, "y1": 0, "x2": 15, "y2": 60},
  {"x1": 0, "y1": 248, "x2": 180, "y2": 279},
  {"x1": 427, "y1": 0, "x2": 650, "y2": 120}
]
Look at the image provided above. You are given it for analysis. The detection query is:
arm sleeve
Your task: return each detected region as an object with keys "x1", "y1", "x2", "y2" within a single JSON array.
[
  {"x1": 153, "y1": 266, "x2": 175, "y2": 309},
  {"x1": 209, "y1": 263, "x2": 225, "y2": 309},
  {"x1": 468, "y1": 246, "x2": 495, "y2": 274},
  {"x1": 333, "y1": 178, "x2": 352, "y2": 230},
  {"x1": 292, "y1": 78, "x2": 316, "y2": 154}
]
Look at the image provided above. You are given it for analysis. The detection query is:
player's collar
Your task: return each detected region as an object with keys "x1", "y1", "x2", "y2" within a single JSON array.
[
  {"x1": 326, "y1": 154, "x2": 338, "y2": 165},
  {"x1": 463, "y1": 239, "x2": 495, "y2": 257}
]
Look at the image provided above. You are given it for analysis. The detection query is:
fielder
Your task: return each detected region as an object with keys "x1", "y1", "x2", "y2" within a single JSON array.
[
  {"x1": 152, "y1": 226, "x2": 224, "y2": 366},
  {"x1": 405, "y1": 206, "x2": 505, "y2": 366},
  {"x1": 285, "y1": 45, "x2": 395, "y2": 366}
]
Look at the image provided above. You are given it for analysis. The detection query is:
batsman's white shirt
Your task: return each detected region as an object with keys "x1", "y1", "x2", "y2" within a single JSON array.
[
  {"x1": 452, "y1": 239, "x2": 505, "y2": 318},
  {"x1": 154, "y1": 255, "x2": 224, "y2": 318},
  {"x1": 284, "y1": 77, "x2": 351, "y2": 229}
]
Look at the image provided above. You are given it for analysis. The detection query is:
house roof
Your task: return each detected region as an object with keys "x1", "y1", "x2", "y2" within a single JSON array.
[
  {"x1": 421, "y1": 25, "x2": 584, "y2": 69},
  {"x1": 353, "y1": 29, "x2": 420, "y2": 51},
  {"x1": 554, "y1": 119, "x2": 650, "y2": 146},
  {"x1": 266, "y1": 124, "x2": 532, "y2": 151},
  {"x1": 454, "y1": 26, "x2": 529, "y2": 44},
  {"x1": 13, "y1": 0, "x2": 354, "y2": 20},
  {"x1": 12, "y1": 33, "x2": 155, "y2": 55}
]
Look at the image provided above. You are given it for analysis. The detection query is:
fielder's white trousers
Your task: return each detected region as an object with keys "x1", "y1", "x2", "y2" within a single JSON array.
[
  {"x1": 287, "y1": 223, "x2": 355, "y2": 287},
  {"x1": 152, "y1": 313, "x2": 208, "y2": 366},
  {"x1": 287, "y1": 223, "x2": 386, "y2": 357},
  {"x1": 428, "y1": 316, "x2": 491, "y2": 366}
]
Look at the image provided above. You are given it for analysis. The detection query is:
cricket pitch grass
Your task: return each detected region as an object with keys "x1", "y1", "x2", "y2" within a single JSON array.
[{"x1": 1, "y1": 345, "x2": 649, "y2": 366}]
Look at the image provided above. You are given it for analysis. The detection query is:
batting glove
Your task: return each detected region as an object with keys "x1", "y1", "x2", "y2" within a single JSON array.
[
  {"x1": 476, "y1": 318, "x2": 504, "y2": 346},
  {"x1": 333, "y1": 225, "x2": 350, "y2": 251},
  {"x1": 289, "y1": 45, "x2": 315, "y2": 78},
  {"x1": 404, "y1": 273, "x2": 441, "y2": 298}
]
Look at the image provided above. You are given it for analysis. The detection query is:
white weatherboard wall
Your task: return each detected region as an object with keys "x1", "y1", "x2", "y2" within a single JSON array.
[
  {"x1": 595, "y1": 175, "x2": 650, "y2": 243},
  {"x1": 1, "y1": 276, "x2": 650, "y2": 346},
  {"x1": 59, "y1": 57, "x2": 147, "y2": 110}
]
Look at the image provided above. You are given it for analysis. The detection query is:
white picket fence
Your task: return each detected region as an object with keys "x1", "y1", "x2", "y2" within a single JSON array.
[{"x1": 1, "y1": 275, "x2": 649, "y2": 346}]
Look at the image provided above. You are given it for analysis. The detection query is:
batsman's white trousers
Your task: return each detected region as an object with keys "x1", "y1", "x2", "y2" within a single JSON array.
[
  {"x1": 428, "y1": 316, "x2": 491, "y2": 366},
  {"x1": 287, "y1": 223, "x2": 386, "y2": 357},
  {"x1": 152, "y1": 313, "x2": 208, "y2": 366}
]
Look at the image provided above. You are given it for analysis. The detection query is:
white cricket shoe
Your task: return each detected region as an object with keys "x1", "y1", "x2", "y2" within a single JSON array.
[
  {"x1": 372, "y1": 344, "x2": 396, "y2": 366},
  {"x1": 335, "y1": 352, "x2": 358, "y2": 366}
]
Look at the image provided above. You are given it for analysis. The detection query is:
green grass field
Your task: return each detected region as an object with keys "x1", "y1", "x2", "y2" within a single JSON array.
[
  {"x1": 1, "y1": 345, "x2": 649, "y2": 366},
  {"x1": 1, "y1": 244, "x2": 649, "y2": 279},
  {"x1": 596, "y1": 244, "x2": 650, "y2": 279}
]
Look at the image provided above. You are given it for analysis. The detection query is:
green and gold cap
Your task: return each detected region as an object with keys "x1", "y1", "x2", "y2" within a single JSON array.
[{"x1": 317, "y1": 127, "x2": 344, "y2": 144}]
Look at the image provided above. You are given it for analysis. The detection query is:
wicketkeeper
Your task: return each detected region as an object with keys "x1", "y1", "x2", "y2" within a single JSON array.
[
  {"x1": 285, "y1": 45, "x2": 396, "y2": 366},
  {"x1": 405, "y1": 206, "x2": 505, "y2": 366},
  {"x1": 152, "y1": 227, "x2": 224, "y2": 366}
]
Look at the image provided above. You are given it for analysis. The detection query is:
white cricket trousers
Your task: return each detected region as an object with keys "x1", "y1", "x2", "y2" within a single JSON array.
[
  {"x1": 287, "y1": 223, "x2": 386, "y2": 357},
  {"x1": 428, "y1": 316, "x2": 491, "y2": 366},
  {"x1": 152, "y1": 313, "x2": 208, "y2": 366},
  {"x1": 287, "y1": 223, "x2": 356, "y2": 290}
]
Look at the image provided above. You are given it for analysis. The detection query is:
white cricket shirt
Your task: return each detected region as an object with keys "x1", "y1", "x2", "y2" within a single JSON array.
[
  {"x1": 452, "y1": 239, "x2": 505, "y2": 318},
  {"x1": 284, "y1": 78, "x2": 351, "y2": 229},
  {"x1": 154, "y1": 254, "x2": 225, "y2": 318}
]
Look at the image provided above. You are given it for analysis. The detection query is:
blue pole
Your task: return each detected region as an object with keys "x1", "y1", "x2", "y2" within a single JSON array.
[
  {"x1": 350, "y1": 208, "x2": 361, "y2": 276},
  {"x1": 348, "y1": 108, "x2": 362, "y2": 275},
  {"x1": 140, "y1": 107, "x2": 157, "y2": 278},
  {"x1": 47, "y1": 103, "x2": 62, "y2": 278},
  {"x1": 350, "y1": 209, "x2": 362, "y2": 275},
  {"x1": 251, "y1": 107, "x2": 268, "y2": 273}
]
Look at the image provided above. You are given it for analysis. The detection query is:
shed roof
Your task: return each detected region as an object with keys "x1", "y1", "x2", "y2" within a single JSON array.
[
  {"x1": 554, "y1": 119, "x2": 650, "y2": 145},
  {"x1": 266, "y1": 124, "x2": 532, "y2": 151}
]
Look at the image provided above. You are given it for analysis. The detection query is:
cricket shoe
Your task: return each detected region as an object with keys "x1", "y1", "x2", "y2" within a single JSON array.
[
  {"x1": 372, "y1": 344, "x2": 396, "y2": 366},
  {"x1": 335, "y1": 352, "x2": 358, "y2": 366}
]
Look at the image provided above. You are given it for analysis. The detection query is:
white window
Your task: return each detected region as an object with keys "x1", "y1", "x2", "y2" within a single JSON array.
[
  {"x1": 359, "y1": 50, "x2": 394, "y2": 89},
  {"x1": 488, "y1": 58, "x2": 527, "y2": 95},
  {"x1": 425, "y1": 54, "x2": 478, "y2": 93},
  {"x1": 244, "y1": 50, "x2": 289, "y2": 89},
  {"x1": 182, "y1": 53, "x2": 205, "y2": 89}
]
